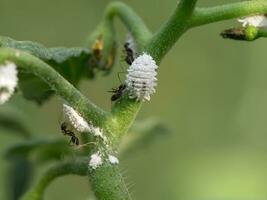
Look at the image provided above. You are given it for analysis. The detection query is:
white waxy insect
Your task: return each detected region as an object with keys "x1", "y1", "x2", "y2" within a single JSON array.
[
  {"x1": 238, "y1": 15, "x2": 267, "y2": 27},
  {"x1": 108, "y1": 155, "x2": 119, "y2": 165},
  {"x1": 125, "y1": 52, "x2": 158, "y2": 101},
  {"x1": 89, "y1": 152, "x2": 103, "y2": 170},
  {"x1": 62, "y1": 104, "x2": 105, "y2": 139},
  {"x1": 63, "y1": 104, "x2": 91, "y2": 133},
  {"x1": 0, "y1": 62, "x2": 18, "y2": 105}
]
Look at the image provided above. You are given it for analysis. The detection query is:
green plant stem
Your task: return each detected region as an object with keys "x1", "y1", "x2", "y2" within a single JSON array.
[
  {"x1": 84, "y1": 3, "x2": 154, "y2": 199},
  {"x1": 145, "y1": 0, "x2": 198, "y2": 63},
  {"x1": 89, "y1": 163, "x2": 131, "y2": 200},
  {"x1": 0, "y1": 48, "x2": 107, "y2": 126},
  {"x1": 105, "y1": 2, "x2": 152, "y2": 47},
  {"x1": 91, "y1": 2, "x2": 199, "y2": 197},
  {"x1": 190, "y1": 0, "x2": 267, "y2": 27},
  {"x1": 21, "y1": 158, "x2": 88, "y2": 200},
  {"x1": 257, "y1": 29, "x2": 267, "y2": 38},
  {"x1": 108, "y1": 0, "x2": 198, "y2": 138}
]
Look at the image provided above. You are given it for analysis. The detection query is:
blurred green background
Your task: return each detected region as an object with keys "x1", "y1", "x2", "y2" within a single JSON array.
[{"x1": 1, "y1": 0, "x2": 267, "y2": 199}]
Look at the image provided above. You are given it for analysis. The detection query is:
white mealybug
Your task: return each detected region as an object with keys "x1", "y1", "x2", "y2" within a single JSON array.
[
  {"x1": 238, "y1": 15, "x2": 267, "y2": 27},
  {"x1": 62, "y1": 104, "x2": 105, "y2": 139},
  {"x1": 0, "y1": 62, "x2": 18, "y2": 105},
  {"x1": 62, "y1": 104, "x2": 91, "y2": 133},
  {"x1": 125, "y1": 52, "x2": 158, "y2": 101},
  {"x1": 89, "y1": 152, "x2": 103, "y2": 170},
  {"x1": 108, "y1": 155, "x2": 119, "y2": 165}
]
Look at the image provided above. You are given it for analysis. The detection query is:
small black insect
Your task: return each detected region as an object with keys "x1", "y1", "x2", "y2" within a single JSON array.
[
  {"x1": 108, "y1": 84, "x2": 126, "y2": 101},
  {"x1": 221, "y1": 28, "x2": 246, "y2": 40},
  {"x1": 60, "y1": 122, "x2": 79, "y2": 146},
  {"x1": 124, "y1": 42, "x2": 135, "y2": 65}
]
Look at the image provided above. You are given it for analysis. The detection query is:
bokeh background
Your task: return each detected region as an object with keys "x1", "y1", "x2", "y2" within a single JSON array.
[{"x1": 1, "y1": 0, "x2": 267, "y2": 199}]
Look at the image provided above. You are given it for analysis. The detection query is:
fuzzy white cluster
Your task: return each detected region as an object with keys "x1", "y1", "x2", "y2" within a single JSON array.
[
  {"x1": 238, "y1": 15, "x2": 267, "y2": 27},
  {"x1": 63, "y1": 104, "x2": 91, "y2": 132},
  {"x1": 89, "y1": 152, "x2": 103, "y2": 169},
  {"x1": 108, "y1": 155, "x2": 119, "y2": 165},
  {"x1": 125, "y1": 53, "x2": 158, "y2": 101},
  {"x1": 0, "y1": 62, "x2": 18, "y2": 105},
  {"x1": 63, "y1": 104, "x2": 104, "y2": 137},
  {"x1": 125, "y1": 33, "x2": 136, "y2": 56}
]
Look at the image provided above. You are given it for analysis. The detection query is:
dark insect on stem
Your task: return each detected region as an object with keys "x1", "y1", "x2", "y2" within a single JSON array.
[
  {"x1": 220, "y1": 27, "x2": 246, "y2": 40},
  {"x1": 108, "y1": 84, "x2": 126, "y2": 101},
  {"x1": 124, "y1": 42, "x2": 135, "y2": 65},
  {"x1": 108, "y1": 40, "x2": 134, "y2": 102},
  {"x1": 60, "y1": 122, "x2": 79, "y2": 146}
]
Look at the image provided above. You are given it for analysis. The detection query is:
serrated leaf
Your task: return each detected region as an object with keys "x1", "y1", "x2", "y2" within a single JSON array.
[{"x1": 0, "y1": 36, "x2": 92, "y2": 104}]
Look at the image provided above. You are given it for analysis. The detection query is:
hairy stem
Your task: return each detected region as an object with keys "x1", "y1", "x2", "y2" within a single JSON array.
[
  {"x1": 0, "y1": 48, "x2": 107, "y2": 126},
  {"x1": 89, "y1": 163, "x2": 131, "y2": 200},
  {"x1": 21, "y1": 158, "x2": 88, "y2": 200},
  {"x1": 145, "y1": 0, "x2": 198, "y2": 62},
  {"x1": 190, "y1": 0, "x2": 267, "y2": 27},
  {"x1": 105, "y1": 1, "x2": 152, "y2": 47},
  {"x1": 84, "y1": 3, "x2": 154, "y2": 199}
]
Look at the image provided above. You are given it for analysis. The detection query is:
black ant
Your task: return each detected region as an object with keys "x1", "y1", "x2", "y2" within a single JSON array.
[
  {"x1": 108, "y1": 84, "x2": 126, "y2": 102},
  {"x1": 60, "y1": 122, "x2": 79, "y2": 146},
  {"x1": 124, "y1": 42, "x2": 135, "y2": 65},
  {"x1": 108, "y1": 40, "x2": 135, "y2": 102}
]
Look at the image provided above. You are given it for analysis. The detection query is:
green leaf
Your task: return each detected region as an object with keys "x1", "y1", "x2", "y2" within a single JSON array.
[
  {"x1": 4, "y1": 138, "x2": 70, "y2": 161},
  {"x1": 7, "y1": 157, "x2": 33, "y2": 200},
  {"x1": 0, "y1": 114, "x2": 30, "y2": 138},
  {"x1": 0, "y1": 36, "x2": 92, "y2": 104},
  {"x1": 18, "y1": 74, "x2": 53, "y2": 105}
]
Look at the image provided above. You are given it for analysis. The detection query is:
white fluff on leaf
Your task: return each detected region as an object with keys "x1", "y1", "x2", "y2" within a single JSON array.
[
  {"x1": 89, "y1": 152, "x2": 103, "y2": 169},
  {"x1": 126, "y1": 52, "x2": 158, "y2": 102},
  {"x1": 238, "y1": 15, "x2": 267, "y2": 27},
  {"x1": 0, "y1": 62, "x2": 18, "y2": 105}
]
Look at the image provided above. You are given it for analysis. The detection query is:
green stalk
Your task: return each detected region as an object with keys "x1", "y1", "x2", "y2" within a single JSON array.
[
  {"x1": 21, "y1": 158, "x2": 88, "y2": 200},
  {"x1": 190, "y1": 0, "x2": 267, "y2": 27},
  {"x1": 258, "y1": 29, "x2": 267, "y2": 38},
  {"x1": 89, "y1": 163, "x2": 131, "y2": 200},
  {"x1": 145, "y1": 0, "x2": 198, "y2": 63},
  {"x1": 105, "y1": 2, "x2": 152, "y2": 47}
]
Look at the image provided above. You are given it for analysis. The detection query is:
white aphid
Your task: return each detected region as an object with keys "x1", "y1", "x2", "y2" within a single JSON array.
[
  {"x1": 125, "y1": 52, "x2": 158, "y2": 101},
  {"x1": 108, "y1": 155, "x2": 119, "y2": 165},
  {"x1": 62, "y1": 104, "x2": 91, "y2": 133},
  {"x1": 238, "y1": 15, "x2": 267, "y2": 27},
  {"x1": 0, "y1": 62, "x2": 18, "y2": 105},
  {"x1": 89, "y1": 152, "x2": 103, "y2": 170}
]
